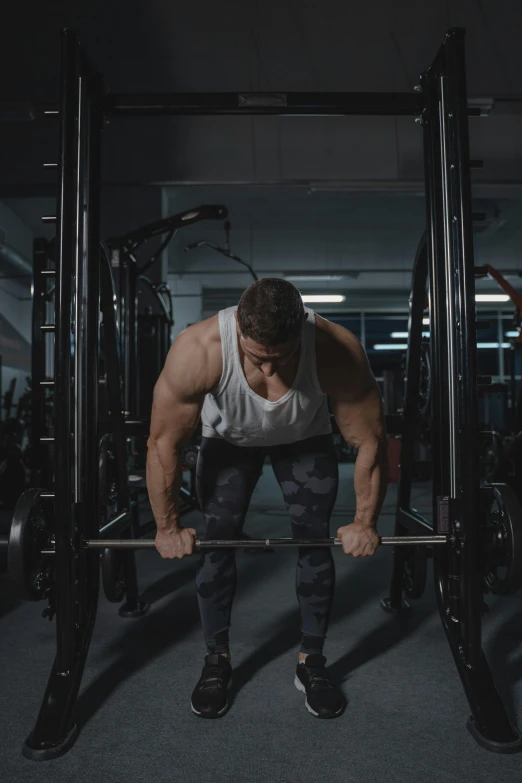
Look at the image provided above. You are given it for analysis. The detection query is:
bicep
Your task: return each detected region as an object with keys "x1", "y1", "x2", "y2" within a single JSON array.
[
  {"x1": 326, "y1": 334, "x2": 385, "y2": 448},
  {"x1": 149, "y1": 373, "x2": 204, "y2": 445}
]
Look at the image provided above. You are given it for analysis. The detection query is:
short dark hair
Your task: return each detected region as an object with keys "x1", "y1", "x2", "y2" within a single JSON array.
[{"x1": 237, "y1": 278, "x2": 304, "y2": 346}]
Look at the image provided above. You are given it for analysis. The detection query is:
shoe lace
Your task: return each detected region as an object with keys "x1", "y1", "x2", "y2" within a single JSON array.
[
  {"x1": 199, "y1": 665, "x2": 227, "y2": 691},
  {"x1": 307, "y1": 667, "x2": 335, "y2": 690}
]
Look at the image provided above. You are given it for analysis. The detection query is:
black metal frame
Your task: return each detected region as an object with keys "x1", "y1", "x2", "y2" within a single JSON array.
[
  {"x1": 101, "y1": 90, "x2": 486, "y2": 117},
  {"x1": 97, "y1": 246, "x2": 147, "y2": 615},
  {"x1": 386, "y1": 231, "x2": 432, "y2": 544},
  {"x1": 23, "y1": 30, "x2": 103, "y2": 760},
  {"x1": 30, "y1": 239, "x2": 55, "y2": 487},
  {"x1": 107, "y1": 204, "x2": 226, "y2": 421},
  {"x1": 23, "y1": 26, "x2": 522, "y2": 759},
  {"x1": 103, "y1": 91, "x2": 422, "y2": 116},
  {"x1": 387, "y1": 29, "x2": 521, "y2": 753}
]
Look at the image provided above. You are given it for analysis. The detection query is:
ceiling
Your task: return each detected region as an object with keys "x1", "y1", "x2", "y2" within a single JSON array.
[
  {"x1": 1, "y1": 0, "x2": 522, "y2": 315},
  {"x1": 2, "y1": 0, "x2": 522, "y2": 195}
]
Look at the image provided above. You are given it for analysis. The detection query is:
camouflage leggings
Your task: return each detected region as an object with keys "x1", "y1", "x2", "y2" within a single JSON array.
[{"x1": 195, "y1": 434, "x2": 338, "y2": 656}]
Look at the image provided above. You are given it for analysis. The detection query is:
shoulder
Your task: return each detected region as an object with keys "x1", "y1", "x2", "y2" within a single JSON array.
[
  {"x1": 177, "y1": 314, "x2": 221, "y2": 350},
  {"x1": 163, "y1": 315, "x2": 222, "y2": 395},
  {"x1": 314, "y1": 314, "x2": 362, "y2": 352},
  {"x1": 314, "y1": 314, "x2": 365, "y2": 365},
  {"x1": 314, "y1": 315, "x2": 376, "y2": 397}
]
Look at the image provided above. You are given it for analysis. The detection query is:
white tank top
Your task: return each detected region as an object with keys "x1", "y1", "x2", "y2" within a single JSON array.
[{"x1": 200, "y1": 306, "x2": 332, "y2": 447}]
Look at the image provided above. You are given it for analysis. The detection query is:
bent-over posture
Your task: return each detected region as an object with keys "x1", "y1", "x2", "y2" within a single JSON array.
[{"x1": 147, "y1": 279, "x2": 388, "y2": 719}]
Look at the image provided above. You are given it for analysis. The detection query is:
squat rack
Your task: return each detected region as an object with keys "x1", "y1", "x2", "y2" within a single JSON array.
[{"x1": 22, "y1": 27, "x2": 522, "y2": 759}]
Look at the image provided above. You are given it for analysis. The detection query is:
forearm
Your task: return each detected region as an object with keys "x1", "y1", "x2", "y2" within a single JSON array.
[
  {"x1": 146, "y1": 435, "x2": 185, "y2": 532},
  {"x1": 352, "y1": 436, "x2": 389, "y2": 529}
]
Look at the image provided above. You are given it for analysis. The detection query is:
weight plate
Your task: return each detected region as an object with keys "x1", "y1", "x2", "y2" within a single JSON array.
[
  {"x1": 101, "y1": 548, "x2": 127, "y2": 603},
  {"x1": 484, "y1": 483, "x2": 522, "y2": 596},
  {"x1": 0, "y1": 418, "x2": 24, "y2": 450},
  {"x1": 183, "y1": 448, "x2": 198, "y2": 470},
  {"x1": 8, "y1": 487, "x2": 54, "y2": 601},
  {"x1": 418, "y1": 342, "x2": 431, "y2": 418},
  {"x1": 99, "y1": 433, "x2": 117, "y2": 508},
  {"x1": 0, "y1": 455, "x2": 27, "y2": 509},
  {"x1": 479, "y1": 432, "x2": 501, "y2": 485},
  {"x1": 402, "y1": 545, "x2": 428, "y2": 599}
]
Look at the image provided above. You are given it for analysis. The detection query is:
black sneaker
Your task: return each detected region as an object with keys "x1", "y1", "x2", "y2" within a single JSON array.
[
  {"x1": 294, "y1": 654, "x2": 346, "y2": 718},
  {"x1": 191, "y1": 654, "x2": 233, "y2": 718}
]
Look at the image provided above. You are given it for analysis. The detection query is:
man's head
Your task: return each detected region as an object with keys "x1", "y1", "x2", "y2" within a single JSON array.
[{"x1": 236, "y1": 278, "x2": 305, "y2": 377}]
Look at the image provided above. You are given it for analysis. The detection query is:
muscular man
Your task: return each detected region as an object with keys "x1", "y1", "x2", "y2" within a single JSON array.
[{"x1": 147, "y1": 278, "x2": 388, "y2": 720}]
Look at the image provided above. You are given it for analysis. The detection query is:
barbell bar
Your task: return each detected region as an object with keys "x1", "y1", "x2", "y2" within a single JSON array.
[
  {"x1": 84, "y1": 535, "x2": 449, "y2": 549},
  {"x1": 0, "y1": 533, "x2": 448, "y2": 554}
]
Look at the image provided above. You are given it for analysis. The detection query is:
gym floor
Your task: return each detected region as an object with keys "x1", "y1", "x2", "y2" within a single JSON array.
[{"x1": 1, "y1": 464, "x2": 521, "y2": 783}]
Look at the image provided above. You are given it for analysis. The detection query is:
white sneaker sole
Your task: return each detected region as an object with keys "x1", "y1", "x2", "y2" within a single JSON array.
[
  {"x1": 294, "y1": 674, "x2": 345, "y2": 718},
  {"x1": 191, "y1": 677, "x2": 233, "y2": 717}
]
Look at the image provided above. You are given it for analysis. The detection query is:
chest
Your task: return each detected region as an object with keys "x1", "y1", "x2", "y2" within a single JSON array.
[{"x1": 241, "y1": 357, "x2": 300, "y2": 402}]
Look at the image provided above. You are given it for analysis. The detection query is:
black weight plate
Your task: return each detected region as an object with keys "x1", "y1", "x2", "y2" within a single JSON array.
[
  {"x1": 0, "y1": 456, "x2": 27, "y2": 509},
  {"x1": 402, "y1": 545, "x2": 428, "y2": 599},
  {"x1": 0, "y1": 418, "x2": 24, "y2": 449},
  {"x1": 479, "y1": 432, "x2": 501, "y2": 485},
  {"x1": 101, "y1": 548, "x2": 127, "y2": 603},
  {"x1": 418, "y1": 342, "x2": 431, "y2": 418},
  {"x1": 484, "y1": 483, "x2": 522, "y2": 596},
  {"x1": 183, "y1": 448, "x2": 198, "y2": 469},
  {"x1": 99, "y1": 433, "x2": 117, "y2": 508},
  {"x1": 8, "y1": 487, "x2": 53, "y2": 601}
]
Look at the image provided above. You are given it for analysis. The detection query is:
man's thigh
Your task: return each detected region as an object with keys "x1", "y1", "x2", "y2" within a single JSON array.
[
  {"x1": 196, "y1": 437, "x2": 265, "y2": 537},
  {"x1": 268, "y1": 434, "x2": 339, "y2": 534}
]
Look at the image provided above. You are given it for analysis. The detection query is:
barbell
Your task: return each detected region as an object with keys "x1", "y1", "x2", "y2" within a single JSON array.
[
  {"x1": 0, "y1": 534, "x2": 449, "y2": 553},
  {"x1": 0, "y1": 487, "x2": 449, "y2": 603},
  {"x1": 3, "y1": 481, "x2": 522, "y2": 605}
]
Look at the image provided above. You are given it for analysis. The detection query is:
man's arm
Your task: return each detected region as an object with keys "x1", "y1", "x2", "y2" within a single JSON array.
[
  {"x1": 332, "y1": 390, "x2": 388, "y2": 531},
  {"x1": 147, "y1": 326, "x2": 218, "y2": 557},
  {"x1": 318, "y1": 321, "x2": 388, "y2": 552}
]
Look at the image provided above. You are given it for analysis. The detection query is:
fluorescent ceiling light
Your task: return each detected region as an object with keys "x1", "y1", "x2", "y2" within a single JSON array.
[
  {"x1": 476, "y1": 294, "x2": 510, "y2": 302},
  {"x1": 286, "y1": 275, "x2": 344, "y2": 282},
  {"x1": 391, "y1": 332, "x2": 430, "y2": 339},
  {"x1": 373, "y1": 344, "x2": 408, "y2": 350},
  {"x1": 301, "y1": 294, "x2": 346, "y2": 303},
  {"x1": 375, "y1": 342, "x2": 511, "y2": 351},
  {"x1": 505, "y1": 331, "x2": 519, "y2": 338}
]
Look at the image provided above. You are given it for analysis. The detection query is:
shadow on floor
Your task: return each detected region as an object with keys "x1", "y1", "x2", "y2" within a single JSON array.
[
  {"x1": 138, "y1": 559, "x2": 199, "y2": 606},
  {"x1": 77, "y1": 552, "x2": 425, "y2": 728},
  {"x1": 483, "y1": 602, "x2": 522, "y2": 724},
  {"x1": 42, "y1": 537, "x2": 522, "y2": 746},
  {"x1": 75, "y1": 547, "x2": 294, "y2": 730},
  {"x1": 0, "y1": 574, "x2": 21, "y2": 620},
  {"x1": 229, "y1": 562, "x2": 436, "y2": 704},
  {"x1": 138, "y1": 544, "x2": 283, "y2": 607}
]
